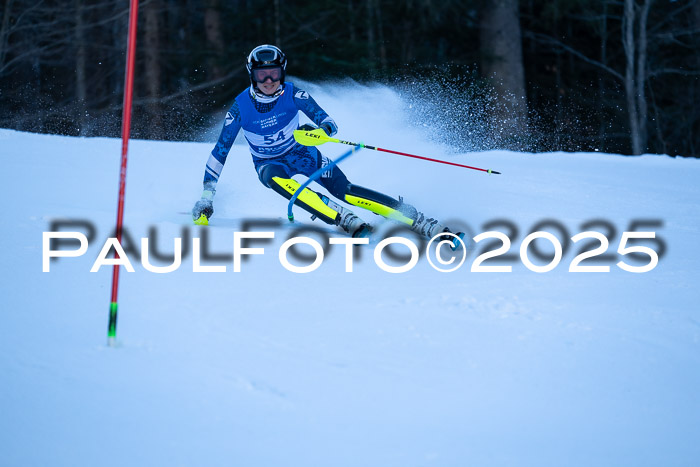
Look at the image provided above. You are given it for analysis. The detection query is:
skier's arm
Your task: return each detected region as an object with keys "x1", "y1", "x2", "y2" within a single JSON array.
[
  {"x1": 192, "y1": 102, "x2": 242, "y2": 222},
  {"x1": 204, "y1": 102, "x2": 242, "y2": 188},
  {"x1": 293, "y1": 87, "x2": 338, "y2": 136}
]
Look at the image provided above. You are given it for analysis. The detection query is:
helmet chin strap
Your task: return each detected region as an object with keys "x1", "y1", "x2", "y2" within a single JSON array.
[{"x1": 250, "y1": 84, "x2": 284, "y2": 103}]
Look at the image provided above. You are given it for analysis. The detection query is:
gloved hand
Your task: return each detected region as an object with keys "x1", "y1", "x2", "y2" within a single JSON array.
[
  {"x1": 298, "y1": 121, "x2": 337, "y2": 137},
  {"x1": 298, "y1": 123, "x2": 317, "y2": 132},
  {"x1": 320, "y1": 120, "x2": 337, "y2": 137},
  {"x1": 192, "y1": 185, "x2": 215, "y2": 224},
  {"x1": 192, "y1": 198, "x2": 213, "y2": 222}
]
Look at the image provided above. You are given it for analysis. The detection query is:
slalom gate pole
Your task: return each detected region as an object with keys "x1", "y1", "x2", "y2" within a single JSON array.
[
  {"x1": 108, "y1": 0, "x2": 139, "y2": 347},
  {"x1": 293, "y1": 128, "x2": 501, "y2": 174},
  {"x1": 287, "y1": 145, "x2": 362, "y2": 222}
]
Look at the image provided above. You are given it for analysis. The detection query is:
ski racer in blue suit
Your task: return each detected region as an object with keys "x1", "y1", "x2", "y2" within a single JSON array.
[{"x1": 193, "y1": 44, "x2": 455, "y2": 240}]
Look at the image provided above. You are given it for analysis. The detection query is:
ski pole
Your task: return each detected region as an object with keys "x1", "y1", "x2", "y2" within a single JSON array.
[{"x1": 293, "y1": 128, "x2": 501, "y2": 174}]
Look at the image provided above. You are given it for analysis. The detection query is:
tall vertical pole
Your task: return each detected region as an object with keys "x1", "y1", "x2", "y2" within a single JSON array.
[{"x1": 108, "y1": 0, "x2": 139, "y2": 347}]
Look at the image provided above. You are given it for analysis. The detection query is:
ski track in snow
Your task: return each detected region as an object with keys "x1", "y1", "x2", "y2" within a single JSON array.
[{"x1": 1, "y1": 81, "x2": 700, "y2": 466}]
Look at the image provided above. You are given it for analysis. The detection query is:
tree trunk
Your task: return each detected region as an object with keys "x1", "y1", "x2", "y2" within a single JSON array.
[
  {"x1": 75, "y1": 0, "x2": 88, "y2": 135},
  {"x1": 366, "y1": 0, "x2": 376, "y2": 72},
  {"x1": 374, "y1": 0, "x2": 387, "y2": 70},
  {"x1": 274, "y1": 0, "x2": 281, "y2": 46},
  {"x1": 552, "y1": 0, "x2": 562, "y2": 147},
  {"x1": 623, "y1": 0, "x2": 652, "y2": 155},
  {"x1": 598, "y1": 1, "x2": 608, "y2": 149},
  {"x1": 204, "y1": 0, "x2": 225, "y2": 81},
  {"x1": 112, "y1": 0, "x2": 128, "y2": 107},
  {"x1": 636, "y1": 0, "x2": 652, "y2": 154},
  {"x1": 144, "y1": 0, "x2": 163, "y2": 139},
  {"x1": 348, "y1": 0, "x2": 356, "y2": 42},
  {"x1": 479, "y1": 0, "x2": 528, "y2": 140},
  {"x1": 623, "y1": 0, "x2": 641, "y2": 154},
  {"x1": 0, "y1": 0, "x2": 13, "y2": 74}
]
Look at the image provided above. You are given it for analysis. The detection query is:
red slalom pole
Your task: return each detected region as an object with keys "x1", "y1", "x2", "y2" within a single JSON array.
[{"x1": 108, "y1": 0, "x2": 139, "y2": 347}]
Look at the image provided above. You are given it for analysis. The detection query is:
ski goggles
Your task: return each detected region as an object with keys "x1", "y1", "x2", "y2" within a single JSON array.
[{"x1": 252, "y1": 67, "x2": 282, "y2": 83}]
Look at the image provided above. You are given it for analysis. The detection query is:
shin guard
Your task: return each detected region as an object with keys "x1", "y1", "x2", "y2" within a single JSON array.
[
  {"x1": 343, "y1": 184, "x2": 417, "y2": 226},
  {"x1": 269, "y1": 177, "x2": 340, "y2": 225}
]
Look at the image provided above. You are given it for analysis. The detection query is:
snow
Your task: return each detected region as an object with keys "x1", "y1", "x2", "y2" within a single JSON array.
[{"x1": 2, "y1": 81, "x2": 700, "y2": 466}]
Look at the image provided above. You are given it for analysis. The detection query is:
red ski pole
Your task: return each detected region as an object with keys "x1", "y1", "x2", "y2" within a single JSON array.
[{"x1": 294, "y1": 128, "x2": 501, "y2": 174}]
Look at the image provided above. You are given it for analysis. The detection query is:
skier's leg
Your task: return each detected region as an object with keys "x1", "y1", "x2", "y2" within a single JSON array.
[
  {"x1": 255, "y1": 162, "x2": 367, "y2": 236},
  {"x1": 258, "y1": 163, "x2": 339, "y2": 225},
  {"x1": 344, "y1": 182, "x2": 459, "y2": 239},
  {"x1": 343, "y1": 184, "x2": 418, "y2": 225},
  {"x1": 309, "y1": 150, "x2": 414, "y2": 223},
  {"x1": 315, "y1": 158, "x2": 456, "y2": 240},
  {"x1": 310, "y1": 149, "x2": 463, "y2": 245}
]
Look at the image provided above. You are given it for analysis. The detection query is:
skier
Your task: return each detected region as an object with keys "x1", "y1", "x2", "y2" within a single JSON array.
[{"x1": 192, "y1": 44, "x2": 460, "y2": 241}]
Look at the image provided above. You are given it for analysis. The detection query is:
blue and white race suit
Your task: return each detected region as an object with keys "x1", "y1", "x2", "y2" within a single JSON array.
[{"x1": 201, "y1": 82, "x2": 348, "y2": 198}]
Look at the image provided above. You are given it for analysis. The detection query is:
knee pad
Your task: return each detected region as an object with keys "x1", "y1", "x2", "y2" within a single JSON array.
[
  {"x1": 318, "y1": 155, "x2": 350, "y2": 199},
  {"x1": 258, "y1": 163, "x2": 289, "y2": 188}
]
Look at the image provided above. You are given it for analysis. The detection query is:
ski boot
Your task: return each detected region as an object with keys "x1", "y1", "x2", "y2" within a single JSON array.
[
  {"x1": 411, "y1": 212, "x2": 466, "y2": 251},
  {"x1": 339, "y1": 210, "x2": 372, "y2": 238},
  {"x1": 322, "y1": 196, "x2": 372, "y2": 238}
]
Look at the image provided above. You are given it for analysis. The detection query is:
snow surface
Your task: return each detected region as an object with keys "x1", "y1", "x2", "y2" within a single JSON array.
[{"x1": 2, "y1": 81, "x2": 700, "y2": 466}]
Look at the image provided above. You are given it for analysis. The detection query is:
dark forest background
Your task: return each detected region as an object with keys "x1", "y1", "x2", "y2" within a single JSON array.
[{"x1": 1, "y1": 0, "x2": 699, "y2": 155}]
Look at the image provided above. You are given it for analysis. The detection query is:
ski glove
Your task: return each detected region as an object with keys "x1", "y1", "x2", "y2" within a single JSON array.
[
  {"x1": 192, "y1": 186, "x2": 215, "y2": 221},
  {"x1": 320, "y1": 120, "x2": 337, "y2": 137},
  {"x1": 192, "y1": 198, "x2": 213, "y2": 221},
  {"x1": 298, "y1": 121, "x2": 337, "y2": 137}
]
